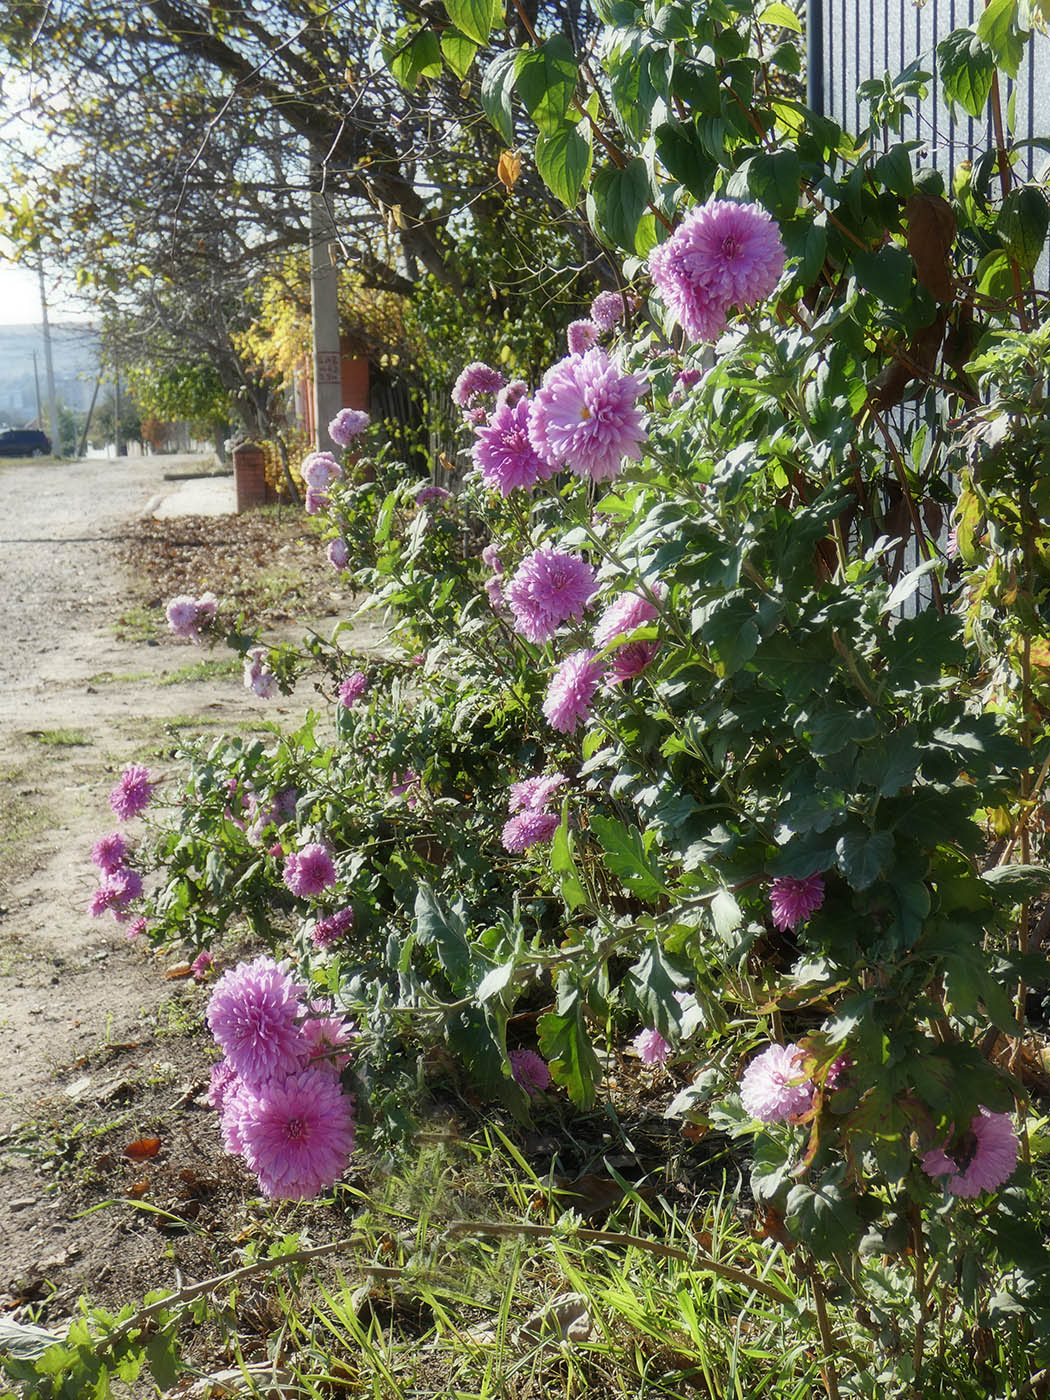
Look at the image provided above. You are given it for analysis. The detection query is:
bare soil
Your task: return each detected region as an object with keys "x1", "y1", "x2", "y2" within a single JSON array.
[{"x1": 0, "y1": 453, "x2": 376, "y2": 1320}]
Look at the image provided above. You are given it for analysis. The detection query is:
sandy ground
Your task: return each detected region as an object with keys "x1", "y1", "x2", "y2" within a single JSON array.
[{"x1": 0, "y1": 453, "x2": 340, "y2": 1302}]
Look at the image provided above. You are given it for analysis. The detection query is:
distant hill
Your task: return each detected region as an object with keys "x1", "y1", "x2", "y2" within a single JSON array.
[{"x1": 0, "y1": 323, "x2": 102, "y2": 426}]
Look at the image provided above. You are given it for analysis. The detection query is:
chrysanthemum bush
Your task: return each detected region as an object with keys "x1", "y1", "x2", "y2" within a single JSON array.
[{"x1": 85, "y1": 1, "x2": 1050, "y2": 1394}]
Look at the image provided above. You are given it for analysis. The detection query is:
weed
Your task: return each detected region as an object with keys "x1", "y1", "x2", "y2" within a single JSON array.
[
  {"x1": 86, "y1": 669, "x2": 153, "y2": 685},
  {"x1": 160, "y1": 657, "x2": 241, "y2": 687},
  {"x1": 111, "y1": 605, "x2": 157, "y2": 643},
  {"x1": 29, "y1": 728, "x2": 92, "y2": 747}
]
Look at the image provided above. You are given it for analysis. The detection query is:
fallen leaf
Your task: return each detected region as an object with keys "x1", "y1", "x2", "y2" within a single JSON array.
[
  {"x1": 124, "y1": 1137, "x2": 162, "y2": 1160},
  {"x1": 128, "y1": 1178, "x2": 150, "y2": 1198},
  {"x1": 165, "y1": 962, "x2": 193, "y2": 979}
]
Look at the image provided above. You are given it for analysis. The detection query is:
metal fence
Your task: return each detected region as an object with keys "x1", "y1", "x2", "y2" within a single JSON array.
[{"x1": 809, "y1": 0, "x2": 1050, "y2": 183}]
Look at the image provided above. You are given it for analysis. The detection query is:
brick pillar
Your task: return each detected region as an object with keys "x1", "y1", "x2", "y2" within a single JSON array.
[{"x1": 233, "y1": 442, "x2": 267, "y2": 513}]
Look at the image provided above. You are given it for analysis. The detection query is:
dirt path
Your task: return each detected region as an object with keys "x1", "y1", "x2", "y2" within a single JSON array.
[{"x1": 0, "y1": 453, "x2": 349, "y2": 1307}]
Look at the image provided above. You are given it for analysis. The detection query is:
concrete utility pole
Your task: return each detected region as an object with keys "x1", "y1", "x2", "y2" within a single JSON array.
[
  {"x1": 31, "y1": 350, "x2": 43, "y2": 429},
  {"x1": 114, "y1": 365, "x2": 124, "y2": 457},
  {"x1": 37, "y1": 264, "x2": 60, "y2": 454},
  {"x1": 309, "y1": 148, "x2": 342, "y2": 454}
]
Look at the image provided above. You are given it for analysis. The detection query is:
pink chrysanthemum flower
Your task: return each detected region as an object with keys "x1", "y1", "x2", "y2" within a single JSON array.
[
  {"x1": 328, "y1": 408, "x2": 370, "y2": 446},
  {"x1": 648, "y1": 199, "x2": 786, "y2": 343},
  {"x1": 484, "y1": 576, "x2": 505, "y2": 611},
  {"x1": 510, "y1": 1048, "x2": 552, "y2": 1096},
  {"x1": 922, "y1": 1108, "x2": 1019, "y2": 1198},
  {"x1": 88, "y1": 867, "x2": 143, "y2": 918},
  {"x1": 473, "y1": 395, "x2": 555, "y2": 498},
  {"x1": 416, "y1": 485, "x2": 451, "y2": 507},
  {"x1": 671, "y1": 367, "x2": 703, "y2": 401},
  {"x1": 311, "y1": 905, "x2": 355, "y2": 951},
  {"x1": 327, "y1": 537, "x2": 350, "y2": 569},
  {"x1": 495, "y1": 379, "x2": 528, "y2": 412},
  {"x1": 91, "y1": 831, "x2": 128, "y2": 874},
  {"x1": 769, "y1": 874, "x2": 825, "y2": 931},
  {"x1": 206, "y1": 955, "x2": 306, "y2": 1089},
  {"x1": 633, "y1": 1028, "x2": 671, "y2": 1065},
  {"x1": 590, "y1": 290, "x2": 626, "y2": 332},
  {"x1": 501, "y1": 809, "x2": 560, "y2": 853},
  {"x1": 529, "y1": 348, "x2": 646, "y2": 483},
  {"x1": 391, "y1": 769, "x2": 420, "y2": 807},
  {"x1": 945, "y1": 525, "x2": 959, "y2": 557},
  {"x1": 464, "y1": 405, "x2": 488, "y2": 427},
  {"x1": 196, "y1": 591, "x2": 218, "y2": 625},
  {"x1": 125, "y1": 916, "x2": 148, "y2": 941},
  {"x1": 301, "y1": 452, "x2": 342, "y2": 490},
  {"x1": 109, "y1": 764, "x2": 155, "y2": 821},
  {"x1": 593, "y1": 585, "x2": 664, "y2": 649},
  {"x1": 338, "y1": 672, "x2": 368, "y2": 707},
  {"x1": 284, "y1": 843, "x2": 337, "y2": 898},
  {"x1": 166, "y1": 594, "x2": 199, "y2": 639},
  {"x1": 739, "y1": 1043, "x2": 814, "y2": 1123},
  {"x1": 301, "y1": 1005, "x2": 356, "y2": 1074},
  {"x1": 239, "y1": 1067, "x2": 356, "y2": 1200},
  {"x1": 244, "y1": 647, "x2": 278, "y2": 699},
  {"x1": 508, "y1": 772, "x2": 568, "y2": 813},
  {"x1": 304, "y1": 487, "x2": 329, "y2": 516},
  {"x1": 607, "y1": 641, "x2": 660, "y2": 685},
  {"x1": 481, "y1": 544, "x2": 503, "y2": 573},
  {"x1": 543, "y1": 649, "x2": 606, "y2": 733},
  {"x1": 567, "y1": 319, "x2": 598, "y2": 354},
  {"x1": 220, "y1": 1077, "x2": 255, "y2": 1156},
  {"x1": 191, "y1": 950, "x2": 213, "y2": 981},
  {"x1": 505, "y1": 548, "x2": 597, "y2": 644},
  {"x1": 206, "y1": 1060, "x2": 239, "y2": 1112},
  {"x1": 452, "y1": 361, "x2": 505, "y2": 408}
]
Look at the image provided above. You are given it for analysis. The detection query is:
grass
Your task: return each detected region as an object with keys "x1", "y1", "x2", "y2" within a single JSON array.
[
  {"x1": 29, "y1": 728, "x2": 92, "y2": 747},
  {"x1": 159, "y1": 656, "x2": 241, "y2": 687},
  {"x1": 0, "y1": 765, "x2": 51, "y2": 894},
  {"x1": 111, "y1": 604, "x2": 157, "y2": 643},
  {"x1": 253, "y1": 564, "x2": 308, "y2": 608}
]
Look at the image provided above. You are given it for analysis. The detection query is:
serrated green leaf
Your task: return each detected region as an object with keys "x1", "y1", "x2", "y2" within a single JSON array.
[
  {"x1": 591, "y1": 157, "x2": 651, "y2": 253},
  {"x1": 441, "y1": 30, "x2": 478, "y2": 78},
  {"x1": 535, "y1": 120, "x2": 591, "y2": 206},
  {"x1": 590, "y1": 814, "x2": 668, "y2": 901},
  {"x1": 538, "y1": 973, "x2": 600, "y2": 1107},
  {"x1": 759, "y1": 1, "x2": 803, "y2": 32},
  {"x1": 938, "y1": 28, "x2": 995, "y2": 117},
  {"x1": 851, "y1": 243, "x2": 915, "y2": 309},
  {"x1": 516, "y1": 34, "x2": 577, "y2": 136},
  {"x1": 997, "y1": 186, "x2": 1049, "y2": 268},
  {"x1": 976, "y1": 0, "x2": 1027, "y2": 77},
  {"x1": 444, "y1": 0, "x2": 493, "y2": 46},
  {"x1": 551, "y1": 810, "x2": 588, "y2": 910},
  {"x1": 481, "y1": 48, "x2": 520, "y2": 143},
  {"x1": 836, "y1": 830, "x2": 895, "y2": 889}
]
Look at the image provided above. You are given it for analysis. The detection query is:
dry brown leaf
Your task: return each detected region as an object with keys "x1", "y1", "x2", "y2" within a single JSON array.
[
  {"x1": 123, "y1": 1137, "x2": 162, "y2": 1160},
  {"x1": 906, "y1": 193, "x2": 957, "y2": 303},
  {"x1": 497, "y1": 150, "x2": 522, "y2": 192},
  {"x1": 165, "y1": 962, "x2": 193, "y2": 979}
]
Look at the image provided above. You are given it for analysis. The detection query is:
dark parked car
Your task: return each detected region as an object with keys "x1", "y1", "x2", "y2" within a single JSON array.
[{"x1": 0, "y1": 428, "x2": 51, "y2": 457}]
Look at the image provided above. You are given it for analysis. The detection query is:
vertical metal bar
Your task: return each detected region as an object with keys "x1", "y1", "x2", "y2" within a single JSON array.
[{"x1": 807, "y1": 0, "x2": 824, "y2": 114}]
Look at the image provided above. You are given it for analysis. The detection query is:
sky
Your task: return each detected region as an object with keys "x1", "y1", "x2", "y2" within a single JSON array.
[{"x1": 0, "y1": 256, "x2": 93, "y2": 325}]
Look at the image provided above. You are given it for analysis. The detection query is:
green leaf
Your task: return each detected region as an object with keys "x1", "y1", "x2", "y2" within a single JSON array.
[
  {"x1": 516, "y1": 34, "x2": 577, "y2": 136},
  {"x1": 758, "y1": 2, "x2": 803, "y2": 32},
  {"x1": 388, "y1": 29, "x2": 442, "y2": 90},
  {"x1": 938, "y1": 29, "x2": 995, "y2": 117},
  {"x1": 624, "y1": 940, "x2": 689, "y2": 1035},
  {"x1": 0, "y1": 1317, "x2": 64, "y2": 1362},
  {"x1": 983, "y1": 863, "x2": 1050, "y2": 897},
  {"x1": 476, "y1": 957, "x2": 515, "y2": 1003},
  {"x1": 444, "y1": 0, "x2": 494, "y2": 46},
  {"x1": 146, "y1": 1333, "x2": 179, "y2": 1391},
  {"x1": 538, "y1": 973, "x2": 601, "y2": 1107},
  {"x1": 751, "y1": 1132, "x2": 793, "y2": 1201},
  {"x1": 481, "y1": 48, "x2": 520, "y2": 143},
  {"x1": 535, "y1": 120, "x2": 592, "y2": 206},
  {"x1": 551, "y1": 811, "x2": 588, "y2": 910},
  {"x1": 591, "y1": 158, "x2": 652, "y2": 253},
  {"x1": 414, "y1": 882, "x2": 472, "y2": 989},
  {"x1": 997, "y1": 186, "x2": 1050, "y2": 269},
  {"x1": 590, "y1": 814, "x2": 668, "y2": 902},
  {"x1": 711, "y1": 887, "x2": 743, "y2": 939},
  {"x1": 441, "y1": 31, "x2": 479, "y2": 78},
  {"x1": 785, "y1": 1180, "x2": 863, "y2": 1257},
  {"x1": 655, "y1": 120, "x2": 716, "y2": 199},
  {"x1": 851, "y1": 244, "x2": 915, "y2": 310},
  {"x1": 836, "y1": 830, "x2": 895, "y2": 890},
  {"x1": 746, "y1": 149, "x2": 802, "y2": 219},
  {"x1": 976, "y1": 0, "x2": 1027, "y2": 78}
]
